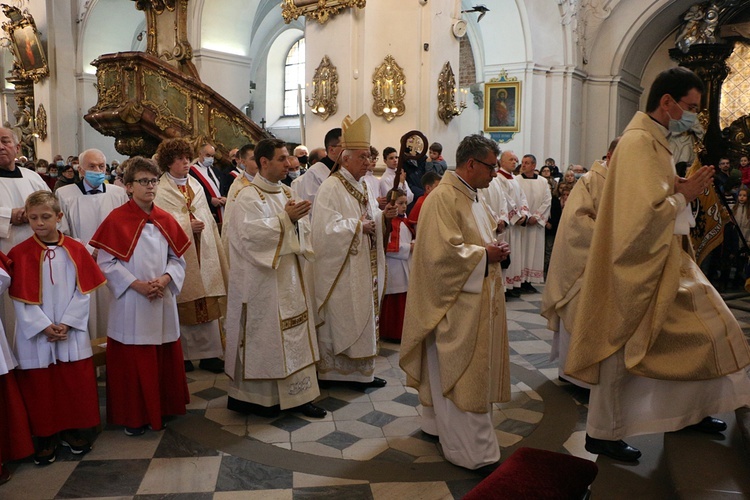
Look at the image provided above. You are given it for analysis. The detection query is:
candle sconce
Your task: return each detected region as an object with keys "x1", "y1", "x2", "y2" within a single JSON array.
[
  {"x1": 437, "y1": 62, "x2": 467, "y2": 124},
  {"x1": 372, "y1": 55, "x2": 405, "y2": 122},
  {"x1": 305, "y1": 56, "x2": 338, "y2": 121}
]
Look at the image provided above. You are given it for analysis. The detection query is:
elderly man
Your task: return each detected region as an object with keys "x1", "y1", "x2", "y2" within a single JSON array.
[
  {"x1": 400, "y1": 134, "x2": 511, "y2": 470},
  {"x1": 57, "y1": 148, "x2": 129, "y2": 340},
  {"x1": 190, "y1": 142, "x2": 226, "y2": 225},
  {"x1": 292, "y1": 128, "x2": 341, "y2": 204},
  {"x1": 569, "y1": 67, "x2": 750, "y2": 462},
  {"x1": 311, "y1": 114, "x2": 397, "y2": 389},
  {"x1": 282, "y1": 155, "x2": 301, "y2": 187},
  {"x1": 224, "y1": 138, "x2": 325, "y2": 419},
  {"x1": 0, "y1": 127, "x2": 49, "y2": 334}
]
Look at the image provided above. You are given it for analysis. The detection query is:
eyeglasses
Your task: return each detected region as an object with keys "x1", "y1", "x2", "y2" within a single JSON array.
[
  {"x1": 472, "y1": 157, "x2": 497, "y2": 170},
  {"x1": 133, "y1": 178, "x2": 160, "y2": 186},
  {"x1": 356, "y1": 154, "x2": 372, "y2": 163},
  {"x1": 673, "y1": 97, "x2": 699, "y2": 113}
]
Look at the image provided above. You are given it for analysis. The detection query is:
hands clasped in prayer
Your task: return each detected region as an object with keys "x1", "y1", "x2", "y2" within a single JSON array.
[
  {"x1": 486, "y1": 240, "x2": 511, "y2": 264},
  {"x1": 284, "y1": 199, "x2": 311, "y2": 223},
  {"x1": 42, "y1": 323, "x2": 69, "y2": 343},
  {"x1": 675, "y1": 165, "x2": 714, "y2": 203},
  {"x1": 130, "y1": 274, "x2": 172, "y2": 301}
]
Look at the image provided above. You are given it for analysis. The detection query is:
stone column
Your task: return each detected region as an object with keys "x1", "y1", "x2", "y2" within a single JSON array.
[{"x1": 670, "y1": 43, "x2": 734, "y2": 163}]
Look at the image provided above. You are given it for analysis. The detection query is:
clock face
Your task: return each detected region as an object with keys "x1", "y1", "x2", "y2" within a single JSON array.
[{"x1": 453, "y1": 20, "x2": 467, "y2": 38}]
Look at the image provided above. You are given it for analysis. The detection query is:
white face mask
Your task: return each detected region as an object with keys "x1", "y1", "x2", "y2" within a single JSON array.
[
  {"x1": 203, "y1": 157, "x2": 214, "y2": 168},
  {"x1": 288, "y1": 170, "x2": 300, "y2": 179}
]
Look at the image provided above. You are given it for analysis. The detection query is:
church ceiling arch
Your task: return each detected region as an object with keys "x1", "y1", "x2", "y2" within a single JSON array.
[{"x1": 79, "y1": 0, "x2": 145, "y2": 74}]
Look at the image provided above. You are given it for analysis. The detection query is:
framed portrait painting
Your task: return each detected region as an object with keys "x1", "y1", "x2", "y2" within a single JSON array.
[
  {"x1": 2, "y1": 6, "x2": 49, "y2": 82},
  {"x1": 484, "y1": 81, "x2": 521, "y2": 133}
]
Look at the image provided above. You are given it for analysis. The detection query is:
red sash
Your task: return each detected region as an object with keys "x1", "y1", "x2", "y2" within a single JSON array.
[
  {"x1": 387, "y1": 216, "x2": 415, "y2": 253},
  {"x1": 8, "y1": 232, "x2": 106, "y2": 305},
  {"x1": 0, "y1": 250, "x2": 10, "y2": 275},
  {"x1": 90, "y1": 199, "x2": 190, "y2": 262},
  {"x1": 497, "y1": 169, "x2": 514, "y2": 180},
  {"x1": 190, "y1": 165, "x2": 223, "y2": 222}
]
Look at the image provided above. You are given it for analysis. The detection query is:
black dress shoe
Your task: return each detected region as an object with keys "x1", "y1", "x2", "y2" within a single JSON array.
[
  {"x1": 348, "y1": 377, "x2": 388, "y2": 391},
  {"x1": 686, "y1": 416, "x2": 727, "y2": 434},
  {"x1": 505, "y1": 288, "x2": 521, "y2": 298},
  {"x1": 520, "y1": 283, "x2": 538, "y2": 294},
  {"x1": 585, "y1": 434, "x2": 641, "y2": 462},
  {"x1": 199, "y1": 357, "x2": 225, "y2": 374},
  {"x1": 227, "y1": 396, "x2": 280, "y2": 418},
  {"x1": 184, "y1": 360, "x2": 195, "y2": 372},
  {"x1": 291, "y1": 402, "x2": 327, "y2": 418}
]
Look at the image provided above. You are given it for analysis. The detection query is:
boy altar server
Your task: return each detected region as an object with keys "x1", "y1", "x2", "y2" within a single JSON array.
[
  {"x1": 10, "y1": 191, "x2": 105, "y2": 464},
  {"x1": 91, "y1": 157, "x2": 190, "y2": 436},
  {"x1": 224, "y1": 138, "x2": 325, "y2": 418},
  {"x1": 0, "y1": 251, "x2": 33, "y2": 483}
]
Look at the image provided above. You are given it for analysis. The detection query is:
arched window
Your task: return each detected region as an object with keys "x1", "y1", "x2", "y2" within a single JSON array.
[{"x1": 284, "y1": 38, "x2": 305, "y2": 116}]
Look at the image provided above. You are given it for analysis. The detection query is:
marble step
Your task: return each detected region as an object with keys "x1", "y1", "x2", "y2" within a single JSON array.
[{"x1": 663, "y1": 411, "x2": 750, "y2": 499}]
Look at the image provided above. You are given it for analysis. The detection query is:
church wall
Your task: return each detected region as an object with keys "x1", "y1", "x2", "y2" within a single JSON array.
[{"x1": 193, "y1": 49, "x2": 253, "y2": 109}]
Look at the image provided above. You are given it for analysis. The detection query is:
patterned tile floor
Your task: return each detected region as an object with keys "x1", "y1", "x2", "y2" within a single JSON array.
[{"x1": 3, "y1": 286, "x2": 750, "y2": 499}]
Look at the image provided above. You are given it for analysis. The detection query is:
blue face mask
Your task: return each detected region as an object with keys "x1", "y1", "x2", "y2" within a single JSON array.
[
  {"x1": 84, "y1": 170, "x2": 106, "y2": 188},
  {"x1": 56, "y1": 160, "x2": 64, "y2": 167},
  {"x1": 668, "y1": 97, "x2": 698, "y2": 134},
  {"x1": 288, "y1": 170, "x2": 300, "y2": 179},
  {"x1": 574, "y1": 172, "x2": 583, "y2": 180},
  {"x1": 203, "y1": 157, "x2": 214, "y2": 168}
]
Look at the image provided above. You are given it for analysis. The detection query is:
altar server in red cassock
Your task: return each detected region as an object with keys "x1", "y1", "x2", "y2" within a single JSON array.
[
  {"x1": 90, "y1": 157, "x2": 190, "y2": 437},
  {"x1": 0, "y1": 250, "x2": 33, "y2": 483},
  {"x1": 9, "y1": 191, "x2": 105, "y2": 465}
]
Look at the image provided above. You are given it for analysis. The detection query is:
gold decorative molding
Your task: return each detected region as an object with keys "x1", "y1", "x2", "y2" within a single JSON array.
[
  {"x1": 437, "y1": 62, "x2": 466, "y2": 124},
  {"x1": 306, "y1": 55, "x2": 338, "y2": 120},
  {"x1": 131, "y1": 0, "x2": 197, "y2": 78},
  {"x1": 372, "y1": 55, "x2": 405, "y2": 122},
  {"x1": 1, "y1": 5, "x2": 49, "y2": 83},
  {"x1": 281, "y1": 0, "x2": 366, "y2": 25},
  {"x1": 35, "y1": 103, "x2": 46, "y2": 141}
]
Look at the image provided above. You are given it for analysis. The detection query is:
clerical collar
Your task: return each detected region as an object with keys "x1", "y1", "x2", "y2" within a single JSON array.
[
  {"x1": 167, "y1": 172, "x2": 188, "y2": 186},
  {"x1": 497, "y1": 169, "x2": 514, "y2": 180},
  {"x1": 339, "y1": 167, "x2": 363, "y2": 191},
  {"x1": 648, "y1": 114, "x2": 670, "y2": 137},
  {"x1": 243, "y1": 171, "x2": 255, "y2": 182},
  {"x1": 521, "y1": 173, "x2": 538, "y2": 179},
  {"x1": 454, "y1": 172, "x2": 479, "y2": 202},
  {"x1": 255, "y1": 173, "x2": 281, "y2": 189},
  {"x1": 0, "y1": 165, "x2": 21, "y2": 178}
]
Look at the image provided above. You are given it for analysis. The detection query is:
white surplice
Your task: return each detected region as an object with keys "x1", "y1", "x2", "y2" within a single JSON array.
[
  {"x1": 57, "y1": 182, "x2": 128, "y2": 340},
  {"x1": 224, "y1": 174, "x2": 320, "y2": 409},
  {"x1": 223, "y1": 171, "x2": 254, "y2": 265},
  {"x1": 0, "y1": 267, "x2": 16, "y2": 375},
  {"x1": 13, "y1": 247, "x2": 93, "y2": 369},
  {"x1": 493, "y1": 172, "x2": 529, "y2": 289},
  {"x1": 385, "y1": 220, "x2": 412, "y2": 295},
  {"x1": 97, "y1": 224, "x2": 186, "y2": 345},
  {"x1": 0, "y1": 169, "x2": 50, "y2": 339},
  {"x1": 378, "y1": 167, "x2": 414, "y2": 203},
  {"x1": 516, "y1": 174, "x2": 551, "y2": 284},
  {"x1": 311, "y1": 168, "x2": 386, "y2": 382},
  {"x1": 291, "y1": 162, "x2": 330, "y2": 205}
]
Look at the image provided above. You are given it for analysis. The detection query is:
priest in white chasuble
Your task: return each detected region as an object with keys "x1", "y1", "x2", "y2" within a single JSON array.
[
  {"x1": 154, "y1": 138, "x2": 229, "y2": 374},
  {"x1": 400, "y1": 134, "x2": 511, "y2": 470},
  {"x1": 223, "y1": 138, "x2": 325, "y2": 418},
  {"x1": 516, "y1": 154, "x2": 551, "y2": 292},
  {"x1": 570, "y1": 67, "x2": 750, "y2": 462},
  {"x1": 494, "y1": 151, "x2": 529, "y2": 296},
  {"x1": 311, "y1": 114, "x2": 397, "y2": 389},
  {"x1": 0, "y1": 127, "x2": 49, "y2": 337},
  {"x1": 57, "y1": 149, "x2": 128, "y2": 340}
]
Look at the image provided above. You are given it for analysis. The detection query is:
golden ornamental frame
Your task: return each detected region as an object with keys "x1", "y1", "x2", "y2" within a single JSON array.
[
  {"x1": 484, "y1": 80, "x2": 521, "y2": 133},
  {"x1": 372, "y1": 55, "x2": 405, "y2": 122},
  {"x1": 1, "y1": 5, "x2": 49, "y2": 83},
  {"x1": 281, "y1": 0, "x2": 366, "y2": 25}
]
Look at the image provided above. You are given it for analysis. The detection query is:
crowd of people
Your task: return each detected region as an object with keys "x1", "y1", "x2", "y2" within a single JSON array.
[{"x1": 2, "y1": 65, "x2": 750, "y2": 484}]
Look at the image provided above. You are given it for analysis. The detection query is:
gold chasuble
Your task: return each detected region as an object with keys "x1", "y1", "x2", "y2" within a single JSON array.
[
  {"x1": 154, "y1": 173, "x2": 228, "y2": 325},
  {"x1": 400, "y1": 172, "x2": 510, "y2": 413},
  {"x1": 569, "y1": 112, "x2": 750, "y2": 384},
  {"x1": 541, "y1": 160, "x2": 607, "y2": 334}
]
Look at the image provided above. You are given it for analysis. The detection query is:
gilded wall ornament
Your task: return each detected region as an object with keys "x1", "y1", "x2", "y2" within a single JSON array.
[
  {"x1": 1, "y1": 5, "x2": 49, "y2": 83},
  {"x1": 372, "y1": 55, "x2": 405, "y2": 122},
  {"x1": 436, "y1": 62, "x2": 466, "y2": 124},
  {"x1": 282, "y1": 0, "x2": 366, "y2": 25},
  {"x1": 306, "y1": 56, "x2": 338, "y2": 121},
  {"x1": 35, "y1": 103, "x2": 46, "y2": 141}
]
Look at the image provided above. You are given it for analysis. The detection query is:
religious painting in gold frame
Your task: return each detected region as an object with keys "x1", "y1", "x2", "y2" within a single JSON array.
[
  {"x1": 281, "y1": 0, "x2": 367, "y2": 25},
  {"x1": 1, "y1": 6, "x2": 48, "y2": 82},
  {"x1": 483, "y1": 81, "x2": 520, "y2": 133}
]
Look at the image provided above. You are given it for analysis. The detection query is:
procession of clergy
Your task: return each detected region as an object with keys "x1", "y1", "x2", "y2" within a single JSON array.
[{"x1": 3, "y1": 65, "x2": 750, "y2": 485}]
